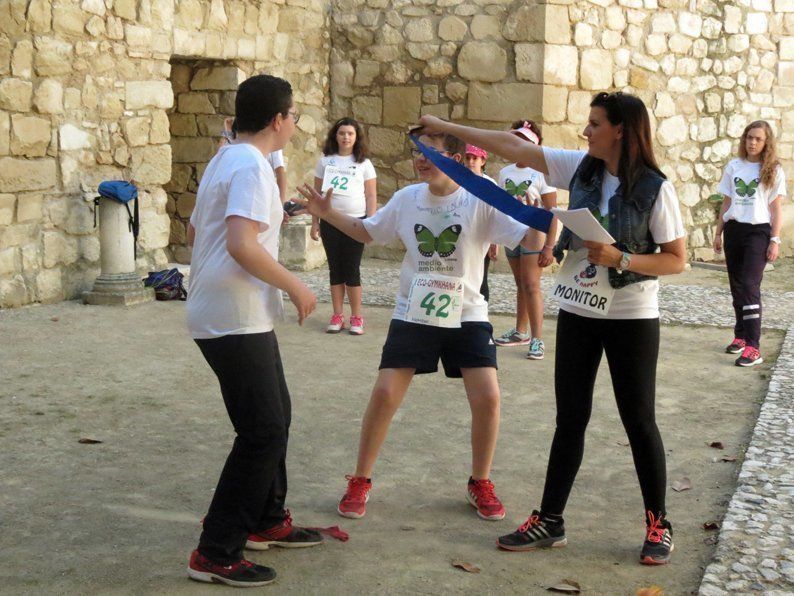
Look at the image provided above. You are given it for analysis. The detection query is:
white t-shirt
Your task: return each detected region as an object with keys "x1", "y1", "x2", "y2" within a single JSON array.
[
  {"x1": 498, "y1": 163, "x2": 556, "y2": 204},
  {"x1": 363, "y1": 183, "x2": 528, "y2": 323},
  {"x1": 314, "y1": 154, "x2": 377, "y2": 217},
  {"x1": 543, "y1": 148, "x2": 686, "y2": 320},
  {"x1": 267, "y1": 150, "x2": 284, "y2": 170},
  {"x1": 718, "y1": 158, "x2": 786, "y2": 225},
  {"x1": 187, "y1": 143, "x2": 285, "y2": 339}
]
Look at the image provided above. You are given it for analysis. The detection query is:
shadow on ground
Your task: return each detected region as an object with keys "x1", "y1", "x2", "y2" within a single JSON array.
[{"x1": 0, "y1": 301, "x2": 783, "y2": 595}]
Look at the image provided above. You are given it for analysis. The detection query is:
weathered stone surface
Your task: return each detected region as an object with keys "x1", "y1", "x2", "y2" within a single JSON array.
[
  {"x1": 191, "y1": 66, "x2": 246, "y2": 91},
  {"x1": 0, "y1": 193, "x2": 15, "y2": 224},
  {"x1": 59, "y1": 124, "x2": 92, "y2": 151},
  {"x1": 545, "y1": 4, "x2": 571, "y2": 44},
  {"x1": 10, "y1": 114, "x2": 50, "y2": 157},
  {"x1": 171, "y1": 137, "x2": 216, "y2": 164},
  {"x1": 11, "y1": 39, "x2": 33, "y2": 78},
  {"x1": 0, "y1": 78, "x2": 33, "y2": 111},
  {"x1": 468, "y1": 83, "x2": 541, "y2": 121},
  {"x1": 580, "y1": 49, "x2": 613, "y2": 90},
  {"x1": 445, "y1": 81, "x2": 468, "y2": 103},
  {"x1": 125, "y1": 81, "x2": 174, "y2": 110},
  {"x1": 130, "y1": 144, "x2": 172, "y2": 184},
  {"x1": 657, "y1": 115, "x2": 688, "y2": 146},
  {"x1": 149, "y1": 110, "x2": 170, "y2": 144},
  {"x1": 542, "y1": 85, "x2": 568, "y2": 123},
  {"x1": 439, "y1": 16, "x2": 467, "y2": 41},
  {"x1": 122, "y1": 117, "x2": 150, "y2": 147},
  {"x1": 458, "y1": 42, "x2": 507, "y2": 82},
  {"x1": 169, "y1": 113, "x2": 198, "y2": 137},
  {"x1": 26, "y1": 0, "x2": 52, "y2": 32},
  {"x1": 383, "y1": 86, "x2": 421, "y2": 126},
  {"x1": 544, "y1": 45, "x2": 578, "y2": 86},
  {"x1": 502, "y1": 5, "x2": 543, "y2": 42},
  {"x1": 471, "y1": 15, "x2": 500, "y2": 40},
  {"x1": 0, "y1": 157, "x2": 56, "y2": 192},
  {"x1": 405, "y1": 18, "x2": 433, "y2": 42},
  {"x1": 177, "y1": 93, "x2": 215, "y2": 114},
  {"x1": 423, "y1": 58, "x2": 453, "y2": 79},
  {"x1": 515, "y1": 43, "x2": 543, "y2": 83},
  {"x1": 33, "y1": 36, "x2": 73, "y2": 76},
  {"x1": 352, "y1": 95, "x2": 382, "y2": 124},
  {"x1": 567, "y1": 90, "x2": 592, "y2": 123},
  {"x1": 368, "y1": 127, "x2": 405, "y2": 157},
  {"x1": 354, "y1": 60, "x2": 380, "y2": 87},
  {"x1": 0, "y1": 112, "x2": 8, "y2": 155},
  {"x1": 33, "y1": 79, "x2": 63, "y2": 114},
  {"x1": 16, "y1": 193, "x2": 42, "y2": 223}
]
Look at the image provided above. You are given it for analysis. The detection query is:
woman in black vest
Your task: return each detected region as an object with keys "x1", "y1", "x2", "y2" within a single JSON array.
[{"x1": 419, "y1": 92, "x2": 686, "y2": 565}]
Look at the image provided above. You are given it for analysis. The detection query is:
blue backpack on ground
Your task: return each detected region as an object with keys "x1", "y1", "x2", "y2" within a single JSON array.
[{"x1": 143, "y1": 268, "x2": 187, "y2": 301}]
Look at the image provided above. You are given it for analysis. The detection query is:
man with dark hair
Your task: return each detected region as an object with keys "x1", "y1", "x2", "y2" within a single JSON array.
[{"x1": 186, "y1": 74, "x2": 322, "y2": 588}]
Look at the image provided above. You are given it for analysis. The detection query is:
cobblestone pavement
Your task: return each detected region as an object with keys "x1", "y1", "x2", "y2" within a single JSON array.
[{"x1": 296, "y1": 260, "x2": 794, "y2": 595}]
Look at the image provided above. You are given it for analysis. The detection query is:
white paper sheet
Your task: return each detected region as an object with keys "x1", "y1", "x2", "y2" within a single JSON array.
[{"x1": 551, "y1": 207, "x2": 616, "y2": 244}]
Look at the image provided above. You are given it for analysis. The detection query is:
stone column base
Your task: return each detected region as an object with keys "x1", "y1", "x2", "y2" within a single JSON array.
[
  {"x1": 280, "y1": 216, "x2": 327, "y2": 271},
  {"x1": 83, "y1": 273, "x2": 155, "y2": 306}
]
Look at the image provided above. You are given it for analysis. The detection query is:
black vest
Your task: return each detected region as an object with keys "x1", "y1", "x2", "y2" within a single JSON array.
[{"x1": 553, "y1": 157, "x2": 665, "y2": 289}]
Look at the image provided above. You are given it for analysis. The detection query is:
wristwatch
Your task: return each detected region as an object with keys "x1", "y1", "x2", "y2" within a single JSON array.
[
  {"x1": 617, "y1": 252, "x2": 632, "y2": 273},
  {"x1": 770, "y1": 236, "x2": 781, "y2": 244}
]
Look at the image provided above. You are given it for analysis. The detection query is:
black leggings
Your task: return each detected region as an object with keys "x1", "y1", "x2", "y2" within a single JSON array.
[
  {"x1": 320, "y1": 219, "x2": 365, "y2": 286},
  {"x1": 541, "y1": 309, "x2": 666, "y2": 516},
  {"x1": 724, "y1": 220, "x2": 770, "y2": 348}
]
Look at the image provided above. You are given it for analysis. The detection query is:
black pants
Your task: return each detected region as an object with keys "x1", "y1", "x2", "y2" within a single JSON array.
[
  {"x1": 724, "y1": 220, "x2": 770, "y2": 349},
  {"x1": 320, "y1": 219, "x2": 365, "y2": 287},
  {"x1": 541, "y1": 310, "x2": 666, "y2": 516},
  {"x1": 194, "y1": 331, "x2": 290, "y2": 564}
]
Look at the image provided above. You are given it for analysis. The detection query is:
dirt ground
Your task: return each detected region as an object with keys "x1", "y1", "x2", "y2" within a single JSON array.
[{"x1": 0, "y1": 300, "x2": 784, "y2": 595}]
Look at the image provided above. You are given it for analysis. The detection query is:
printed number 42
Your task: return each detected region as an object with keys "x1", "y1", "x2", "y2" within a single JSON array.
[
  {"x1": 331, "y1": 176, "x2": 349, "y2": 191},
  {"x1": 420, "y1": 292, "x2": 451, "y2": 318}
]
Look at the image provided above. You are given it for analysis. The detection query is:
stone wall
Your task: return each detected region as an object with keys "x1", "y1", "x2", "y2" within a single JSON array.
[
  {"x1": 0, "y1": 0, "x2": 330, "y2": 308},
  {"x1": 328, "y1": 0, "x2": 794, "y2": 261}
]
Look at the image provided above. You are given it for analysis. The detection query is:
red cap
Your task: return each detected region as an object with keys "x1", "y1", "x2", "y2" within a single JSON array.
[{"x1": 465, "y1": 144, "x2": 488, "y2": 159}]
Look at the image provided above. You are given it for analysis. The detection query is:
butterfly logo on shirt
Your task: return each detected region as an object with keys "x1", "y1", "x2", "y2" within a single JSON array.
[
  {"x1": 734, "y1": 177, "x2": 759, "y2": 198},
  {"x1": 504, "y1": 179, "x2": 531, "y2": 200},
  {"x1": 414, "y1": 224, "x2": 462, "y2": 258}
]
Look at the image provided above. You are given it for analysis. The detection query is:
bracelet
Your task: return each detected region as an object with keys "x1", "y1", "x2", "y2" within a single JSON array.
[
  {"x1": 770, "y1": 236, "x2": 781, "y2": 244},
  {"x1": 543, "y1": 244, "x2": 554, "y2": 250}
]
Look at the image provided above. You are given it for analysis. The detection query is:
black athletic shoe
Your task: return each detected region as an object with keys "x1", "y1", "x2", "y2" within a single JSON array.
[
  {"x1": 640, "y1": 511, "x2": 674, "y2": 565},
  {"x1": 187, "y1": 549, "x2": 276, "y2": 587},
  {"x1": 496, "y1": 510, "x2": 567, "y2": 551},
  {"x1": 735, "y1": 346, "x2": 763, "y2": 367}
]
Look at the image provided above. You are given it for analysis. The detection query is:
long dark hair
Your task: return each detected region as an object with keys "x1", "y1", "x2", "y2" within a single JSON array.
[
  {"x1": 580, "y1": 92, "x2": 665, "y2": 194},
  {"x1": 323, "y1": 118, "x2": 369, "y2": 163}
]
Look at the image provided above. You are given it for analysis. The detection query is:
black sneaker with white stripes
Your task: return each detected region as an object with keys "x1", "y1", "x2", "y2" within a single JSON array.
[
  {"x1": 640, "y1": 511, "x2": 674, "y2": 565},
  {"x1": 496, "y1": 510, "x2": 566, "y2": 551}
]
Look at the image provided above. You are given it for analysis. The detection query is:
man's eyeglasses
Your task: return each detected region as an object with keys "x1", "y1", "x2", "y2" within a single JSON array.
[{"x1": 288, "y1": 110, "x2": 301, "y2": 124}]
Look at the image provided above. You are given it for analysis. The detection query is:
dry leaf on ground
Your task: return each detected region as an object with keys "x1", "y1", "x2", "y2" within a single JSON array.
[
  {"x1": 635, "y1": 587, "x2": 663, "y2": 596},
  {"x1": 50, "y1": 317, "x2": 60, "y2": 322},
  {"x1": 708, "y1": 441, "x2": 724, "y2": 449},
  {"x1": 547, "y1": 579, "x2": 581, "y2": 593},
  {"x1": 78, "y1": 438, "x2": 103, "y2": 444},
  {"x1": 703, "y1": 521, "x2": 720, "y2": 531},
  {"x1": 721, "y1": 455, "x2": 737, "y2": 462},
  {"x1": 671, "y1": 477, "x2": 692, "y2": 492},
  {"x1": 451, "y1": 560, "x2": 480, "y2": 574}
]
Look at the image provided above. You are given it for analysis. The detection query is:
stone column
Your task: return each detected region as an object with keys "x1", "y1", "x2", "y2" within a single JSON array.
[
  {"x1": 83, "y1": 198, "x2": 154, "y2": 305},
  {"x1": 279, "y1": 216, "x2": 327, "y2": 271}
]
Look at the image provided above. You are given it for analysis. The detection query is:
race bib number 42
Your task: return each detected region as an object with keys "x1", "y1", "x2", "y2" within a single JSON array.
[
  {"x1": 406, "y1": 274, "x2": 464, "y2": 328},
  {"x1": 321, "y1": 165, "x2": 364, "y2": 199},
  {"x1": 552, "y1": 249, "x2": 615, "y2": 315}
]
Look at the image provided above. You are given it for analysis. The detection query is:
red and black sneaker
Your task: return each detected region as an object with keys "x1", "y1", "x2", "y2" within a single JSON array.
[
  {"x1": 187, "y1": 549, "x2": 276, "y2": 587},
  {"x1": 246, "y1": 510, "x2": 324, "y2": 551},
  {"x1": 466, "y1": 477, "x2": 506, "y2": 520},
  {"x1": 735, "y1": 346, "x2": 763, "y2": 367},
  {"x1": 725, "y1": 337, "x2": 746, "y2": 354},
  {"x1": 338, "y1": 475, "x2": 372, "y2": 519},
  {"x1": 640, "y1": 511, "x2": 674, "y2": 565}
]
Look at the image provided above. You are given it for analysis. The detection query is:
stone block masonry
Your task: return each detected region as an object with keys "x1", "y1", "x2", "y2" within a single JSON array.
[
  {"x1": 1, "y1": 0, "x2": 792, "y2": 308},
  {"x1": 0, "y1": 0, "x2": 331, "y2": 308}
]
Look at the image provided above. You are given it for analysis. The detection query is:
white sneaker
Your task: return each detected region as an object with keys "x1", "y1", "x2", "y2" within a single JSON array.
[{"x1": 349, "y1": 315, "x2": 364, "y2": 335}]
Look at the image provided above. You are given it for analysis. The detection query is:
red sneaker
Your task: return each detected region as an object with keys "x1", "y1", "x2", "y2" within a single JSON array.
[
  {"x1": 337, "y1": 475, "x2": 372, "y2": 519},
  {"x1": 187, "y1": 549, "x2": 275, "y2": 587},
  {"x1": 466, "y1": 477, "x2": 506, "y2": 520},
  {"x1": 245, "y1": 511, "x2": 324, "y2": 551},
  {"x1": 725, "y1": 338, "x2": 746, "y2": 354}
]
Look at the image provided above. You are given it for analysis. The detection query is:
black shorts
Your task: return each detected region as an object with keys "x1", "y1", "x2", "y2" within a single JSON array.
[{"x1": 379, "y1": 319, "x2": 497, "y2": 378}]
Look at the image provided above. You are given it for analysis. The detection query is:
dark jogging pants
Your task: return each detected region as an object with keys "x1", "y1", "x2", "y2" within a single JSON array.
[
  {"x1": 723, "y1": 220, "x2": 771, "y2": 349},
  {"x1": 194, "y1": 331, "x2": 290, "y2": 564},
  {"x1": 541, "y1": 309, "x2": 667, "y2": 517}
]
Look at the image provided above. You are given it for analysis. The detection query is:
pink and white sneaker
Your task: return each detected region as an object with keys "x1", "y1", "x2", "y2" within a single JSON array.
[
  {"x1": 349, "y1": 315, "x2": 365, "y2": 335},
  {"x1": 327, "y1": 313, "x2": 345, "y2": 334}
]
